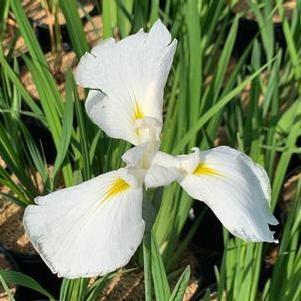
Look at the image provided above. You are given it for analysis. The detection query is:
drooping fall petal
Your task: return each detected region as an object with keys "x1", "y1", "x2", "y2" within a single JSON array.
[
  {"x1": 148, "y1": 147, "x2": 278, "y2": 243},
  {"x1": 23, "y1": 169, "x2": 145, "y2": 278}
]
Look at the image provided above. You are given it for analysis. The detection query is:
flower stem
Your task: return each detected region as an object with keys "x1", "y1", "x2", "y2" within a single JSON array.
[{"x1": 143, "y1": 232, "x2": 152, "y2": 301}]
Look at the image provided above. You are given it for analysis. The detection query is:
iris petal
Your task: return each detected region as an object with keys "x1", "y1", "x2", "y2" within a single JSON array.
[
  {"x1": 75, "y1": 20, "x2": 177, "y2": 145},
  {"x1": 24, "y1": 168, "x2": 144, "y2": 278}
]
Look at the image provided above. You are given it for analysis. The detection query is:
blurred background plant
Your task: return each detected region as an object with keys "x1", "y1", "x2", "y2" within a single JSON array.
[{"x1": 0, "y1": 0, "x2": 300, "y2": 300}]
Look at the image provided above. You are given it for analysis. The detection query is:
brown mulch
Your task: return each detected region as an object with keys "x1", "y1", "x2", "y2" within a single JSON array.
[
  {"x1": 0, "y1": 201, "x2": 34, "y2": 253},
  {"x1": 20, "y1": 50, "x2": 78, "y2": 99},
  {"x1": 19, "y1": 14, "x2": 103, "y2": 99},
  {"x1": 280, "y1": 172, "x2": 300, "y2": 214},
  {"x1": 233, "y1": 0, "x2": 296, "y2": 23},
  {"x1": 84, "y1": 15, "x2": 103, "y2": 47},
  {"x1": 0, "y1": 200, "x2": 26, "y2": 300},
  {"x1": 23, "y1": 0, "x2": 94, "y2": 25},
  {"x1": 97, "y1": 248, "x2": 201, "y2": 300},
  {"x1": 265, "y1": 172, "x2": 300, "y2": 268},
  {"x1": 4, "y1": 0, "x2": 102, "y2": 102}
]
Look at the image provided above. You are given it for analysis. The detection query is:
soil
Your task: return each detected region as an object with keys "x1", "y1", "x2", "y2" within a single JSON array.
[
  {"x1": 18, "y1": 15, "x2": 102, "y2": 100},
  {"x1": 0, "y1": 163, "x2": 35, "y2": 301},
  {"x1": 0, "y1": 200, "x2": 23, "y2": 299},
  {"x1": 3, "y1": 1, "x2": 98, "y2": 57},
  {"x1": 233, "y1": 0, "x2": 296, "y2": 23},
  {"x1": 83, "y1": 15, "x2": 103, "y2": 47},
  {"x1": 100, "y1": 273, "x2": 199, "y2": 301},
  {"x1": 23, "y1": 0, "x2": 94, "y2": 25},
  {"x1": 4, "y1": 0, "x2": 102, "y2": 102},
  {"x1": 280, "y1": 173, "x2": 300, "y2": 215},
  {"x1": 20, "y1": 50, "x2": 78, "y2": 99},
  {"x1": 98, "y1": 259, "x2": 200, "y2": 300},
  {"x1": 95, "y1": 246, "x2": 202, "y2": 300},
  {"x1": 0, "y1": 201, "x2": 34, "y2": 253}
]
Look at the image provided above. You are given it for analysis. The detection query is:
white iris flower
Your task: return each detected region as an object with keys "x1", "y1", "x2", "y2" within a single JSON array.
[{"x1": 23, "y1": 20, "x2": 278, "y2": 279}]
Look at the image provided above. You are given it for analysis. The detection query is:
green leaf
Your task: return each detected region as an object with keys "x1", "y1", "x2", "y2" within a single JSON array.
[
  {"x1": 53, "y1": 69, "x2": 74, "y2": 180},
  {"x1": 74, "y1": 85, "x2": 91, "y2": 181},
  {"x1": 143, "y1": 231, "x2": 152, "y2": 301},
  {"x1": 85, "y1": 273, "x2": 115, "y2": 301},
  {"x1": 103, "y1": 0, "x2": 118, "y2": 38},
  {"x1": 22, "y1": 55, "x2": 62, "y2": 146},
  {"x1": 0, "y1": 0, "x2": 10, "y2": 38},
  {"x1": 169, "y1": 266, "x2": 191, "y2": 301},
  {"x1": 10, "y1": 0, "x2": 46, "y2": 65},
  {"x1": 174, "y1": 59, "x2": 274, "y2": 153},
  {"x1": 0, "y1": 53, "x2": 44, "y2": 122},
  {"x1": 151, "y1": 230, "x2": 171, "y2": 301},
  {"x1": 0, "y1": 270, "x2": 16, "y2": 301},
  {"x1": 203, "y1": 288, "x2": 211, "y2": 301},
  {"x1": 60, "y1": 278, "x2": 89, "y2": 301},
  {"x1": 0, "y1": 270, "x2": 55, "y2": 301},
  {"x1": 117, "y1": 0, "x2": 133, "y2": 37},
  {"x1": 59, "y1": 0, "x2": 89, "y2": 58}
]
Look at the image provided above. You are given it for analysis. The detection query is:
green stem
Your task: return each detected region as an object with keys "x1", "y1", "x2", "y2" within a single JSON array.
[{"x1": 143, "y1": 232, "x2": 152, "y2": 301}]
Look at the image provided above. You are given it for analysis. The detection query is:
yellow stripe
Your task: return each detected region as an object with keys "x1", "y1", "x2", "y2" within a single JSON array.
[
  {"x1": 193, "y1": 163, "x2": 222, "y2": 176},
  {"x1": 133, "y1": 100, "x2": 144, "y2": 120},
  {"x1": 96, "y1": 178, "x2": 130, "y2": 208}
]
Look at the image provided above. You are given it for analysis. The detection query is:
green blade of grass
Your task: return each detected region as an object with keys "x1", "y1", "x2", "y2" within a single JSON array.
[
  {"x1": 10, "y1": 0, "x2": 46, "y2": 64},
  {"x1": 0, "y1": 52, "x2": 44, "y2": 122},
  {"x1": 74, "y1": 87, "x2": 91, "y2": 181},
  {"x1": 169, "y1": 265, "x2": 191, "y2": 301},
  {"x1": 0, "y1": 270, "x2": 55, "y2": 301},
  {"x1": 0, "y1": 270, "x2": 16, "y2": 301},
  {"x1": 22, "y1": 55, "x2": 62, "y2": 144},
  {"x1": 0, "y1": 0, "x2": 9, "y2": 38},
  {"x1": 85, "y1": 273, "x2": 115, "y2": 301},
  {"x1": 143, "y1": 232, "x2": 153, "y2": 301},
  {"x1": 53, "y1": 69, "x2": 74, "y2": 181},
  {"x1": 60, "y1": 278, "x2": 89, "y2": 301},
  {"x1": 174, "y1": 60, "x2": 274, "y2": 154},
  {"x1": 151, "y1": 230, "x2": 171, "y2": 301},
  {"x1": 103, "y1": 0, "x2": 118, "y2": 38},
  {"x1": 59, "y1": 0, "x2": 89, "y2": 58},
  {"x1": 117, "y1": 0, "x2": 133, "y2": 37},
  {"x1": 10, "y1": 0, "x2": 64, "y2": 115}
]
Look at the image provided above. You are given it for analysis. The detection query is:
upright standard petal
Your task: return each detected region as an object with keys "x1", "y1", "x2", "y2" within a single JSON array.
[
  {"x1": 23, "y1": 169, "x2": 145, "y2": 278},
  {"x1": 150, "y1": 147, "x2": 278, "y2": 243},
  {"x1": 75, "y1": 20, "x2": 177, "y2": 145}
]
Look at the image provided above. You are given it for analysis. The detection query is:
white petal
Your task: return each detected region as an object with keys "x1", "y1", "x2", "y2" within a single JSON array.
[
  {"x1": 85, "y1": 90, "x2": 139, "y2": 145},
  {"x1": 178, "y1": 146, "x2": 278, "y2": 243},
  {"x1": 149, "y1": 150, "x2": 180, "y2": 168},
  {"x1": 143, "y1": 151, "x2": 179, "y2": 188},
  {"x1": 23, "y1": 169, "x2": 145, "y2": 278},
  {"x1": 145, "y1": 164, "x2": 180, "y2": 188},
  {"x1": 122, "y1": 137, "x2": 161, "y2": 171},
  {"x1": 122, "y1": 145, "x2": 146, "y2": 167},
  {"x1": 75, "y1": 20, "x2": 177, "y2": 144},
  {"x1": 85, "y1": 90, "x2": 163, "y2": 145}
]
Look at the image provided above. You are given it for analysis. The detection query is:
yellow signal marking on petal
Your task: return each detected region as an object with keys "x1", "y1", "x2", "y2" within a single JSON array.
[
  {"x1": 133, "y1": 100, "x2": 144, "y2": 120},
  {"x1": 193, "y1": 163, "x2": 222, "y2": 177},
  {"x1": 96, "y1": 178, "x2": 130, "y2": 208}
]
